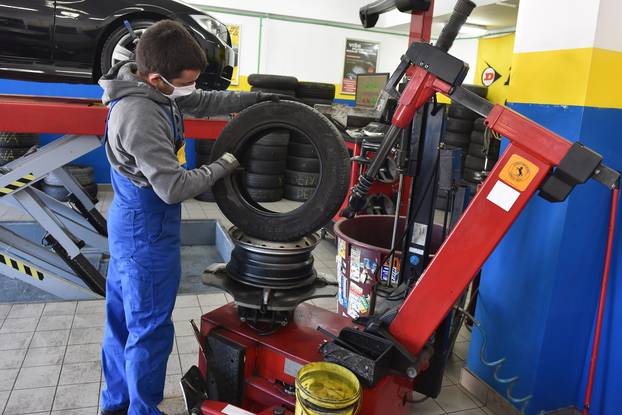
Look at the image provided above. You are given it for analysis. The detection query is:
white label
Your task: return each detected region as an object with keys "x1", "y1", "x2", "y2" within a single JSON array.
[
  {"x1": 487, "y1": 180, "x2": 520, "y2": 212},
  {"x1": 284, "y1": 358, "x2": 303, "y2": 377},
  {"x1": 409, "y1": 247, "x2": 424, "y2": 255},
  {"x1": 411, "y1": 223, "x2": 428, "y2": 246},
  {"x1": 222, "y1": 405, "x2": 255, "y2": 415}
]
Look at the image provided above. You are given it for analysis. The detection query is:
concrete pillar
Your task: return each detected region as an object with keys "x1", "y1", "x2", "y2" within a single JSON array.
[{"x1": 466, "y1": 1, "x2": 622, "y2": 414}]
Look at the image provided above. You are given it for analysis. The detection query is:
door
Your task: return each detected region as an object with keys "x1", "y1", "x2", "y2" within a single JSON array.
[{"x1": 0, "y1": 0, "x2": 54, "y2": 62}]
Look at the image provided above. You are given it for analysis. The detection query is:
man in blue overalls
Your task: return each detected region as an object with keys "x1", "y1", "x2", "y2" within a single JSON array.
[{"x1": 98, "y1": 20, "x2": 276, "y2": 415}]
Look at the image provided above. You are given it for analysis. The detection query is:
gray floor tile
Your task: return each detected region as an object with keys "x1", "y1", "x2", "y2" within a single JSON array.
[
  {"x1": 64, "y1": 344, "x2": 101, "y2": 364},
  {"x1": 167, "y1": 353, "x2": 181, "y2": 376},
  {"x1": 14, "y1": 365, "x2": 61, "y2": 389},
  {"x1": 51, "y1": 407, "x2": 98, "y2": 415},
  {"x1": 53, "y1": 382, "x2": 100, "y2": 411},
  {"x1": 68, "y1": 327, "x2": 104, "y2": 345},
  {"x1": 0, "y1": 390, "x2": 8, "y2": 413},
  {"x1": 179, "y1": 353, "x2": 197, "y2": 373},
  {"x1": 0, "y1": 368, "x2": 18, "y2": 391},
  {"x1": 30, "y1": 330, "x2": 70, "y2": 348},
  {"x1": 0, "y1": 332, "x2": 33, "y2": 351},
  {"x1": 435, "y1": 385, "x2": 479, "y2": 413},
  {"x1": 23, "y1": 346, "x2": 65, "y2": 367},
  {"x1": 454, "y1": 340, "x2": 470, "y2": 361},
  {"x1": 158, "y1": 397, "x2": 185, "y2": 414},
  {"x1": 0, "y1": 349, "x2": 26, "y2": 370},
  {"x1": 176, "y1": 336, "x2": 198, "y2": 355},
  {"x1": 76, "y1": 300, "x2": 105, "y2": 315},
  {"x1": 171, "y1": 307, "x2": 202, "y2": 322},
  {"x1": 1, "y1": 317, "x2": 39, "y2": 333},
  {"x1": 175, "y1": 295, "x2": 199, "y2": 308},
  {"x1": 407, "y1": 397, "x2": 445, "y2": 415},
  {"x1": 311, "y1": 297, "x2": 338, "y2": 312},
  {"x1": 43, "y1": 301, "x2": 77, "y2": 316},
  {"x1": 59, "y1": 361, "x2": 101, "y2": 385},
  {"x1": 7, "y1": 304, "x2": 45, "y2": 319},
  {"x1": 163, "y1": 374, "x2": 182, "y2": 398},
  {"x1": 0, "y1": 304, "x2": 10, "y2": 319},
  {"x1": 4, "y1": 386, "x2": 55, "y2": 414},
  {"x1": 173, "y1": 320, "x2": 194, "y2": 337},
  {"x1": 37, "y1": 315, "x2": 73, "y2": 331},
  {"x1": 72, "y1": 313, "x2": 105, "y2": 329},
  {"x1": 446, "y1": 360, "x2": 465, "y2": 384},
  {"x1": 197, "y1": 293, "x2": 227, "y2": 307},
  {"x1": 449, "y1": 409, "x2": 487, "y2": 415}
]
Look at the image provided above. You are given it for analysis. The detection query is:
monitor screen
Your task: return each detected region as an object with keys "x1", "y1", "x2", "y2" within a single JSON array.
[{"x1": 355, "y1": 73, "x2": 389, "y2": 107}]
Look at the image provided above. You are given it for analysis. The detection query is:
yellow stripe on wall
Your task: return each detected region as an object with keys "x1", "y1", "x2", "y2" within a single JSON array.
[{"x1": 508, "y1": 48, "x2": 622, "y2": 109}]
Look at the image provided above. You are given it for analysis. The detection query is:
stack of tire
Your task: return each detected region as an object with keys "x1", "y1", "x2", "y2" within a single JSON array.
[
  {"x1": 43, "y1": 165, "x2": 97, "y2": 202},
  {"x1": 284, "y1": 133, "x2": 319, "y2": 202},
  {"x1": 463, "y1": 118, "x2": 501, "y2": 184},
  {"x1": 248, "y1": 74, "x2": 298, "y2": 98},
  {"x1": 295, "y1": 82, "x2": 335, "y2": 107},
  {"x1": 243, "y1": 131, "x2": 290, "y2": 202},
  {"x1": 195, "y1": 140, "x2": 216, "y2": 202},
  {"x1": 0, "y1": 132, "x2": 38, "y2": 166}
]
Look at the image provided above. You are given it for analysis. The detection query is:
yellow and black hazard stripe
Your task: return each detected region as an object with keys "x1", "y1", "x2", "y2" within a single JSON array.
[
  {"x1": 0, "y1": 173, "x2": 36, "y2": 197},
  {"x1": 0, "y1": 253, "x2": 44, "y2": 281}
]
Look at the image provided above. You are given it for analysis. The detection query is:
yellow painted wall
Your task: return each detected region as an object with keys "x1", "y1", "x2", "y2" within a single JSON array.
[{"x1": 474, "y1": 33, "x2": 515, "y2": 104}]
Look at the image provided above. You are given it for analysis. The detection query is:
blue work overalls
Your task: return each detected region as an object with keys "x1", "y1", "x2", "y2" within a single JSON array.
[{"x1": 100, "y1": 98, "x2": 185, "y2": 414}]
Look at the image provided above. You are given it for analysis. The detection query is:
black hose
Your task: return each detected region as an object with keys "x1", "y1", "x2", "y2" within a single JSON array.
[{"x1": 435, "y1": 0, "x2": 476, "y2": 52}]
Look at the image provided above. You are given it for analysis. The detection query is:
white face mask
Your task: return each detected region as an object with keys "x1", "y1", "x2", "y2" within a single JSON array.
[{"x1": 159, "y1": 74, "x2": 196, "y2": 99}]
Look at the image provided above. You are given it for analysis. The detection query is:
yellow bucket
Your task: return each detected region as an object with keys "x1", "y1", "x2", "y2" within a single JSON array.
[{"x1": 295, "y1": 362, "x2": 362, "y2": 415}]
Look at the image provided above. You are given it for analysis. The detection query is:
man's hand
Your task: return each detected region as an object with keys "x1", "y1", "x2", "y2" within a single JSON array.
[
  {"x1": 206, "y1": 152, "x2": 240, "y2": 183},
  {"x1": 257, "y1": 92, "x2": 298, "y2": 103}
]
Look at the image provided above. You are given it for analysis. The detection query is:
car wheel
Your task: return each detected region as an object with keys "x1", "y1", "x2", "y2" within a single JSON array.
[{"x1": 100, "y1": 20, "x2": 157, "y2": 77}]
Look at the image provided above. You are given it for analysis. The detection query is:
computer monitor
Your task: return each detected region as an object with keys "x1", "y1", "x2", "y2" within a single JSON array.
[{"x1": 355, "y1": 73, "x2": 389, "y2": 108}]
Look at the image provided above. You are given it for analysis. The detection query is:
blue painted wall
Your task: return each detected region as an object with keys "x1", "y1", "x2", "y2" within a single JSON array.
[{"x1": 467, "y1": 103, "x2": 622, "y2": 414}]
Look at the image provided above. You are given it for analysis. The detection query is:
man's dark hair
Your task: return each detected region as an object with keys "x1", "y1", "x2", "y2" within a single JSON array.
[{"x1": 136, "y1": 20, "x2": 207, "y2": 80}]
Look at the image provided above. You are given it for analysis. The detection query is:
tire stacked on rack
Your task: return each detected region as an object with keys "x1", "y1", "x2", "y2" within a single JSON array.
[
  {"x1": 195, "y1": 139, "x2": 216, "y2": 202},
  {"x1": 284, "y1": 132, "x2": 319, "y2": 202},
  {"x1": 43, "y1": 165, "x2": 97, "y2": 202},
  {"x1": 248, "y1": 74, "x2": 298, "y2": 98},
  {"x1": 243, "y1": 131, "x2": 290, "y2": 202},
  {"x1": 295, "y1": 81, "x2": 336, "y2": 107},
  {"x1": 463, "y1": 117, "x2": 501, "y2": 184},
  {"x1": 0, "y1": 133, "x2": 38, "y2": 166}
]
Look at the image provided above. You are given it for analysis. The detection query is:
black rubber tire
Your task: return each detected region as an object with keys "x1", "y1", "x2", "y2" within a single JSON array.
[
  {"x1": 283, "y1": 184, "x2": 314, "y2": 202},
  {"x1": 287, "y1": 156, "x2": 320, "y2": 173},
  {"x1": 0, "y1": 133, "x2": 39, "y2": 148},
  {"x1": 244, "y1": 159, "x2": 287, "y2": 175},
  {"x1": 250, "y1": 86, "x2": 296, "y2": 96},
  {"x1": 195, "y1": 190, "x2": 216, "y2": 203},
  {"x1": 44, "y1": 165, "x2": 95, "y2": 186},
  {"x1": 468, "y1": 142, "x2": 500, "y2": 159},
  {"x1": 288, "y1": 142, "x2": 317, "y2": 158},
  {"x1": 473, "y1": 118, "x2": 486, "y2": 132},
  {"x1": 300, "y1": 98, "x2": 333, "y2": 107},
  {"x1": 463, "y1": 167, "x2": 483, "y2": 184},
  {"x1": 296, "y1": 82, "x2": 336, "y2": 100},
  {"x1": 247, "y1": 145, "x2": 288, "y2": 161},
  {"x1": 290, "y1": 131, "x2": 309, "y2": 144},
  {"x1": 463, "y1": 84, "x2": 488, "y2": 98},
  {"x1": 442, "y1": 131, "x2": 470, "y2": 147},
  {"x1": 247, "y1": 74, "x2": 299, "y2": 90},
  {"x1": 256, "y1": 131, "x2": 290, "y2": 146},
  {"x1": 100, "y1": 19, "x2": 156, "y2": 77},
  {"x1": 42, "y1": 183, "x2": 97, "y2": 202},
  {"x1": 448, "y1": 104, "x2": 478, "y2": 120},
  {"x1": 196, "y1": 140, "x2": 215, "y2": 155},
  {"x1": 470, "y1": 130, "x2": 485, "y2": 145},
  {"x1": 285, "y1": 169, "x2": 319, "y2": 187},
  {"x1": 465, "y1": 155, "x2": 486, "y2": 170},
  {"x1": 246, "y1": 187, "x2": 284, "y2": 202},
  {"x1": 446, "y1": 117, "x2": 474, "y2": 133},
  {"x1": 243, "y1": 173, "x2": 284, "y2": 189},
  {"x1": 0, "y1": 147, "x2": 30, "y2": 166},
  {"x1": 211, "y1": 100, "x2": 350, "y2": 241}
]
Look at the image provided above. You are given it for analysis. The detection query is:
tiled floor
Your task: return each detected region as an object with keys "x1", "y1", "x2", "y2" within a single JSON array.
[{"x1": 0, "y1": 191, "x2": 489, "y2": 415}]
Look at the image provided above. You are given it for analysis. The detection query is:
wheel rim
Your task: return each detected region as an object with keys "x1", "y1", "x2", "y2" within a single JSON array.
[{"x1": 111, "y1": 28, "x2": 147, "y2": 67}]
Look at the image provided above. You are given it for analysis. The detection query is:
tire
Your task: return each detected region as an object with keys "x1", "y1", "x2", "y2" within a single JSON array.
[
  {"x1": 468, "y1": 142, "x2": 500, "y2": 159},
  {"x1": 288, "y1": 142, "x2": 317, "y2": 158},
  {"x1": 195, "y1": 190, "x2": 216, "y2": 203},
  {"x1": 473, "y1": 118, "x2": 486, "y2": 132},
  {"x1": 470, "y1": 131, "x2": 484, "y2": 145},
  {"x1": 247, "y1": 74, "x2": 299, "y2": 90},
  {"x1": 250, "y1": 86, "x2": 296, "y2": 96},
  {"x1": 290, "y1": 131, "x2": 310, "y2": 144},
  {"x1": 44, "y1": 165, "x2": 95, "y2": 186},
  {"x1": 287, "y1": 156, "x2": 320, "y2": 173},
  {"x1": 244, "y1": 173, "x2": 284, "y2": 189},
  {"x1": 463, "y1": 84, "x2": 488, "y2": 98},
  {"x1": 211, "y1": 100, "x2": 350, "y2": 241},
  {"x1": 285, "y1": 169, "x2": 319, "y2": 187},
  {"x1": 0, "y1": 133, "x2": 39, "y2": 148},
  {"x1": 0, "y1": 147, "x2": 30, "y2": 166},
  {"x1": 100, "y1": 19, "x2": 156, "y2": 77},
  {"x1": 246, "y1": 187, "x2": 284, "y2": 202},
  {"x1": 196, "y1": 140, "x2": 215, "y2": 155},
  {"x1": 296, "y1": 82, "x2": 336, "y2": 100},
  {"x1": 448, "y1": 104, "x2": 478, "y2": 120},
  {"x1": 256, "y1": 131, "x2": 290, "y2": 146},
  {"x1": 247, "y1": 145, "x2": 288, "y2": 161},
  {"x1": 244, "y1": 159, "x2": 287, "y2": 175},
  {"x1": 442, "y1": 131, "x2": 470, "y2": 147},
  {"x1": 465, "y1": 155, "x2": 486, "y2": 170},
  {"x1": 284, "y1": 184, "x2": 315, "y2": 202},
  {"x1": 446, "y1": 117, "x2": 474, "y2": 134},
  {"x1": 300, "y1": 98, "x2": 333, "y2": 107},
  {"x1": 42, "y1": 183, "x2": 97, "y2": 202},
  {"x1": 463, "y1": 168, "x2": 483, "y2": 184}
]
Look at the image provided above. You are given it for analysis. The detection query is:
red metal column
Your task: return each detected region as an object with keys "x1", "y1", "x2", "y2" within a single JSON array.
[{"x1": 409, "y1": 0, "x2": 434, "y2": 44}]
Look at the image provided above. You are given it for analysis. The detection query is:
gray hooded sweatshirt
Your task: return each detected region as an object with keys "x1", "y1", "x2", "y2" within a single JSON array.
[{"x1": 99, "y1": 62, "x2": 258, "y2": 204}]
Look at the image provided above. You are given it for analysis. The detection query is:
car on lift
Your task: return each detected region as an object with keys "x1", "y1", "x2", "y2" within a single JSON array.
[{"x1": 0, "y1": 0, "x2": 235, "y2": 90}]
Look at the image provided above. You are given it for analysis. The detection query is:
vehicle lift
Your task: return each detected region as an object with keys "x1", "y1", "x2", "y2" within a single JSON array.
[
  {"x1": 182, "y1": 1, "x2": 620, "y2": 414},
  {"x1": 0, "y1": 95, "x2": 227, "y2": 300}
]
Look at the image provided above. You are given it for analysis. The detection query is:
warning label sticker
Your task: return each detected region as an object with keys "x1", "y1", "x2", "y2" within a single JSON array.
[{"x1": 499, "y1": 154, "x2": 539, "y2": 191}]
